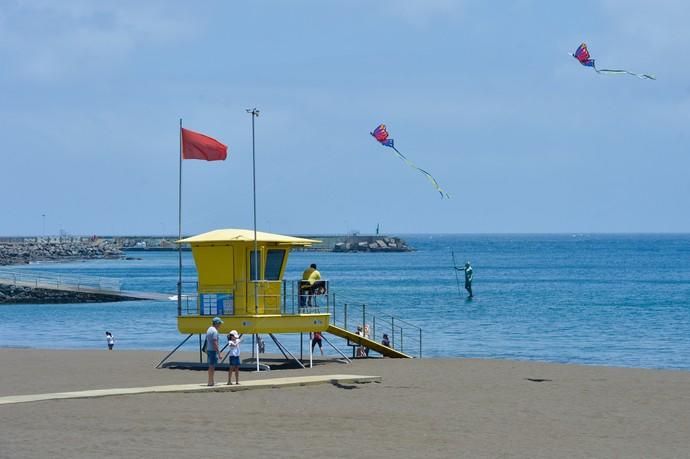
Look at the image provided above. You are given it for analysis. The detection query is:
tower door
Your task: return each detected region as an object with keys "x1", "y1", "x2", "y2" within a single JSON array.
[{"x1": 245, "y1": 248, "x2": 286, "y2": 315}]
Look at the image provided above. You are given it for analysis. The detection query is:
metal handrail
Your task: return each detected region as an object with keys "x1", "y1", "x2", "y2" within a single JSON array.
[
  {"x1": 329, "y1": 299, "x2": 423, "y2": 358},
  {"x1": 0, "y1": 269, "x2": 122, "y2": 292}
]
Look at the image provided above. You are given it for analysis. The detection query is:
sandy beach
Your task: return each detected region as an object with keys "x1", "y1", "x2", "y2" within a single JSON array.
[{"x1": 0, "y1": 349, "x2": 688, "y2": 458}]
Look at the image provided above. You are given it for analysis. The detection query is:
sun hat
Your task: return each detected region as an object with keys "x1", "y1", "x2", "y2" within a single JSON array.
[
  {"x1": 229, "y1": 330, "x2": 239, "y2": 338},
  {"x1": 212, "y1": 317, "x2": 223, "y2": 325}
]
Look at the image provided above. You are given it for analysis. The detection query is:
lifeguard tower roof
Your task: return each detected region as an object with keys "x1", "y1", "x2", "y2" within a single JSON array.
[{"x1": 178, "y1": 229, "x2": 320, "y2": 246}]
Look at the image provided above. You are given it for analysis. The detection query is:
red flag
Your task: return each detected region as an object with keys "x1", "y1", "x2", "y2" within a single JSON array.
[{"x1": 181, "y1": 128, "x2": 228, "y2": 161}]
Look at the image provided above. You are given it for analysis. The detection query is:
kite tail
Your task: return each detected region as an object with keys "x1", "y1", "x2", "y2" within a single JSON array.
[
  {"x1": 597, "y1": 68, "x2": 656, "y2": 80},
  {"x1": 391, "y1": 146, "x2": 450, "y2": 199},
  {"x1": 592, "y1": 62, "x2": 655, "y2": 80}
]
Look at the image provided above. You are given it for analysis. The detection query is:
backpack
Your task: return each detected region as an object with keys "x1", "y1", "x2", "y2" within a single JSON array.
[{"x1": 201, "y1": 338, "x2": 208, "y2": 354}]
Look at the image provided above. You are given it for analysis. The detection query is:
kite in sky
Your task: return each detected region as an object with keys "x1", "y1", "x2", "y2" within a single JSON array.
[
  {"x1": 571, "y1": 43, "x2": 656, "y2": 80},
  {"x1": 370, "y1": 124, "x2": 450, "y2": 199}
]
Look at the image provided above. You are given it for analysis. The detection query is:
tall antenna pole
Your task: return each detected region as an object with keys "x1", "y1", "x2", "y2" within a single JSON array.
[
  {"x1": 177, "y1": 119, "x2": 183, "y2": 316},
  {"x1": 246, "y1": 108, "x2": 260, "y2": 314}
]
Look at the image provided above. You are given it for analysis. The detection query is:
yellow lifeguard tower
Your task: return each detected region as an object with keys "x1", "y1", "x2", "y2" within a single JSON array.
[
  {"x1": 155, "y1": 227, "x2": 413, "y2": 369},
  {"x1": 175, "y1": 228, "x2": 330, "y2": 335}
]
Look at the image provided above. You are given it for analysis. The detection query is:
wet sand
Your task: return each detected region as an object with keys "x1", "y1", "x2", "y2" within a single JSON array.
[{"x1": 1, "y1": 349, "x2": 689, "y2": 458}]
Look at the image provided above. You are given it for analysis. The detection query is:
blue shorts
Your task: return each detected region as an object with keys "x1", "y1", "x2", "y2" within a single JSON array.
[
  {"x1": 207, "y1": 351, "x2": 218, "y2": 366},
  {"x1": 229, "y1": 356, "x2": 240, "y2": 366}
]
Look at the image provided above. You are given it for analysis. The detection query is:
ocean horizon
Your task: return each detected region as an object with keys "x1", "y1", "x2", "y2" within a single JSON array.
[{"x1": 1, "y1": 233, "x2": 689, "y2": 371}]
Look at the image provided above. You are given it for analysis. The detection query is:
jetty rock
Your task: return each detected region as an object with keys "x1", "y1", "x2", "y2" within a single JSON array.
[
  {"x1": 0, "y1": 284, "x2": 126, "y2": 304},
  {"x1": 0, "y1": 240, "x2": 122, "y2": 266},
  {"x1": 333, "y1": 236, "x2": 412, "y2": 253}
]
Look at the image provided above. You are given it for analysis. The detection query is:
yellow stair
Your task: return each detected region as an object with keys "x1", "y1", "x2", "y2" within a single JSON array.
[{"x1": 326, "y1": 324, "x2": 412, "y2": 358}]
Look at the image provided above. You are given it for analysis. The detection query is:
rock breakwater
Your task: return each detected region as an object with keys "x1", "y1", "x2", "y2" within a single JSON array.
[
  {"x1": 333, "y1": 236, "x2": 412, "y2": 253},
  {"x1": 0, "y1": 284, "x2": 127, "y2": 304},
  {"x1": 0, "y1": 241, "x2": 122, "y2": 266}
]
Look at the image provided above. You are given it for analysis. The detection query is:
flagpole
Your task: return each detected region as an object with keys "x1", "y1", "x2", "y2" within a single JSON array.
[
  {"x1": 246, "y1": 108, "x2": 260, "y2": 314},
  {"x1": 178, "y1": 119, "x2": 183, "y2": 317}
]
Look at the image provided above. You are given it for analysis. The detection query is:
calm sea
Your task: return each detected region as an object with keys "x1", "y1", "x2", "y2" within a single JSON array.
[{"x1": 1, "y1": 234, "x2": 689, "y2": 371}]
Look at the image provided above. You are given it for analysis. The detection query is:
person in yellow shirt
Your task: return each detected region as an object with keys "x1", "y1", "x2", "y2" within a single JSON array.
[
  {"x1": 301, "y1": 263, "x2": 323, "y2": 306},
  {"x1": 308, "y1": 264, "x2": 321, "y2": 284},
  {"x1": 300, "y1": 264, "x2": 316, "y2": 306},
  {"x1": 302, "y1": 264, "x2": 315, "y2": 280}
]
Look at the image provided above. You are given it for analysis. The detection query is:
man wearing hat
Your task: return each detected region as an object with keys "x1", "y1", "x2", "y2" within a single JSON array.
[{"x1": 206, "y1": 317, "x2": 224, "y2": 386}]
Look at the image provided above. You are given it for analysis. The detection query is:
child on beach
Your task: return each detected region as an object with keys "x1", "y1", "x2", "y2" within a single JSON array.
[
  {"x1": 355, "y1": 326, "x2": 366, "y2": 358},
  {"x1": 257, "y1": 335, "x2": 265, "y2": 354},
  {"x1": 311, "y1": 331, "x2": 324, "y2": 356},
  {"x1": 105, "y1": 331, "x2": 114, "y2": 350},
  {"x1": 381, "y1": 333, "x2": 390, "y2": 347},
  {"x1": 227, "y1": 330, "x2": 242, "y2": 385},
  {"x1": 363, "y1": 324, "x2": 371, "y2": 357}
]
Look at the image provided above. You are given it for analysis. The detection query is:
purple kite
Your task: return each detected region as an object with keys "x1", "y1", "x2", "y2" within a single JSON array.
[{"x1": 571, "y1": 43, "x2": 655, "y2": 80}]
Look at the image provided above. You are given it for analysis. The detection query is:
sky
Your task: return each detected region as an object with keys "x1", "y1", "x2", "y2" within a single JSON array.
[{"x1": 1, "y1": 0, "x2": 689, "y2": 236}]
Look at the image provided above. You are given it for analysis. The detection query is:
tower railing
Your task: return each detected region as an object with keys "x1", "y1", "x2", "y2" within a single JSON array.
[
  {"x1": 176, "y1": 280, "x2": 332, "y2": 316},
  {"x1": 175, "y1": 279, "x2": 422, "y2": 357}
]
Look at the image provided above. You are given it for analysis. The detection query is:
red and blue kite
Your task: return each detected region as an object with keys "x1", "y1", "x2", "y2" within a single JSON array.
[
  {"x1": 571, "y1": 43, "x2": 655, "y2": 80},
  {"x1": 370, "y1": 124, "x2": 449, "y2": 199}
]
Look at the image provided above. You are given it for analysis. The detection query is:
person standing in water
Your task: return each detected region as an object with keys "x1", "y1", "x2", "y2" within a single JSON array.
[
  {"x1": 463, "y1": 261, "x2": 473, "y2": 298},
  {"x1": 455, "y1": 261, "x2": 473, "y2": 298}
]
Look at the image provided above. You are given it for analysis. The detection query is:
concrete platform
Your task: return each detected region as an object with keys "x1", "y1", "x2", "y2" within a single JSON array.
[{"x1": 0, "y1": 374, "x2": 381, "y2": 406}]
